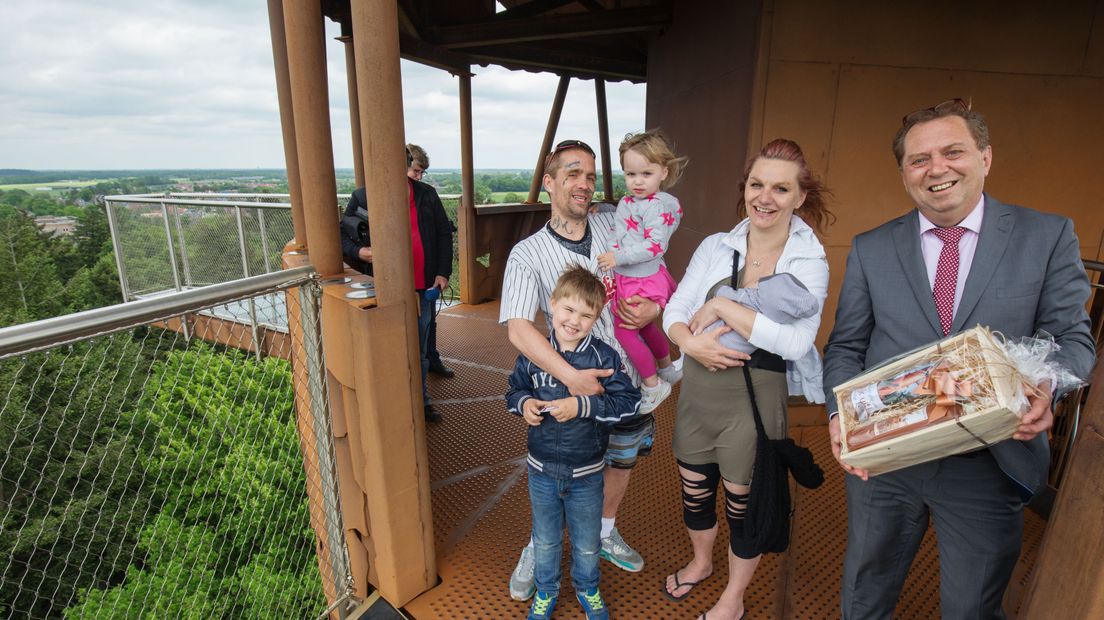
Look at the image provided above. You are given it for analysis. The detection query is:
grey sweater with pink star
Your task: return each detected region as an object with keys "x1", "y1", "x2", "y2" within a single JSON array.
[{"x1": 610, "y1": 190, "x2": 682, "y2": 278}]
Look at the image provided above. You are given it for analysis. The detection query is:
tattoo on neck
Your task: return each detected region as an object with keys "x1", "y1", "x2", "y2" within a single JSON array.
[{"x1": 550, "y1": 214, "x2": 580, "y2": 236}]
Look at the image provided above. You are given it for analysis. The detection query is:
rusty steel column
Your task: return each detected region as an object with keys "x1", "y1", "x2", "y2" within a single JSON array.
[
  {"x1": 595, "y1": 78, "x2": 614, "y2": 201},
  {"x1": 282, "y1": 0, "x2": 343, "y2": 276},
  {"x1": 348, "y1": 0, "x2": 437, "y2": 607},
  {"x1": 526, "y1": 75, "x2": 570, "y2": 203},
  {"x1": 266, "y1": 0, "x2": 306, "y2": 245},
  {"x1": 339, "y1": 27, "x2": 365, "y2": 187},
  {"x1": 351, "y1": 0, "x2": 413, "y2": 308},
  {"x1": 458, "y1": 72, "x2": 477, "y2": 304}
]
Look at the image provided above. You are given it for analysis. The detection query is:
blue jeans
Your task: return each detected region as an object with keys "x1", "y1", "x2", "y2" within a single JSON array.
[
  {"x1": 417, "y1": 290, "x2": 433, "y2": 405},
  {"x1": 528, "y1": 467, "x2": 604, "y2": 595}
]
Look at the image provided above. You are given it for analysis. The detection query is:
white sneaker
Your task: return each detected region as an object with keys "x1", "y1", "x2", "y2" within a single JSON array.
[
  {"x1": 600, "y1": 527, "x2": 644, "y2": 572},
  {"x1": 509, "y1": 545, "x2": 536, "y2": 601},
  {"x1": 639, "y1": 379, "x2": 671, "y2": 414},
  {"x1": 657, "y1": 363, "x2": 683, "y2": 385}
]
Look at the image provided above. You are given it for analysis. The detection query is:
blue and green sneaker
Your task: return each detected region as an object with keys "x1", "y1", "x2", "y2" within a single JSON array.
[{"x1": 527, "y1": 591, "x2": 557, "y2": 620}]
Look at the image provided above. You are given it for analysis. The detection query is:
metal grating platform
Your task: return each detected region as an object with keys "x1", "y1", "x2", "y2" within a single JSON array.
[{"x1": 404, "y1": 301, "x2": 1045, "y2": 619}]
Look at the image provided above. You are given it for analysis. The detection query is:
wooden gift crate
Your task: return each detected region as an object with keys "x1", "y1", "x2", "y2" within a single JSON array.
[{"x1": 835, "y1": 326, "x2": 1021, "y2": 476}]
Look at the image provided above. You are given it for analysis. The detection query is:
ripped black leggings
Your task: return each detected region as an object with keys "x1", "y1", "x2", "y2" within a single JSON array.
[{"x1": 677, "y1": 459, "x2": 750, "y2": 556}]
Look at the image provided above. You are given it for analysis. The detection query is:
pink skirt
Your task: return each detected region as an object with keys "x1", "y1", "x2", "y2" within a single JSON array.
[{"x1": 614, "y1": 266, "x2": 677, "y2": 307}]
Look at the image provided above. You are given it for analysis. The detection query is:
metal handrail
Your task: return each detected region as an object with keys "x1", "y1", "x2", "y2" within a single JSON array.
[
  {"x1": 159, "y1": 192, "x2": 304, "y2": 199},
  {"x1": 106, "y1": 191, "x2": 353, "y2": 203},
  {"x1": 0, "y1": 266, "x2": 316, "y2": 358},
  {"x1": 105, "y1": 196, "x2": 295, "y2": 210}
]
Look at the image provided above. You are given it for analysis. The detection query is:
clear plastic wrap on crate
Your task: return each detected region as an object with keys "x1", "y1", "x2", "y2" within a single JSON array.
[{"x1": 833, "y1": 327, "x2": 1085, "y2": 475}]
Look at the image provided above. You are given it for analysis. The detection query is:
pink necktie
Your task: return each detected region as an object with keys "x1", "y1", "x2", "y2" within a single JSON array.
[{"x1": 931, "y1": 226, "x2": 967, "y2": 336}]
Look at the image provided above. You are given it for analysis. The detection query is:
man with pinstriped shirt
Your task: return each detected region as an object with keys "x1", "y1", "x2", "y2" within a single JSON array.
[{"x1": 500, "y1": 139, "x2": 662, "y2": 602}]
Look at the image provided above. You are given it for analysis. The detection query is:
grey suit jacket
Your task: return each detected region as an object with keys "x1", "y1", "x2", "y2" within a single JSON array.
[{"x1": 823, "y1": 195, "x2": 1095, "y2": 497}]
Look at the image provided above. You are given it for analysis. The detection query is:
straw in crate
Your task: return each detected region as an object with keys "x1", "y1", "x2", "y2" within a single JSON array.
[{"x1": 833, "y1": 326, "x2": 1081, "y2": 476}]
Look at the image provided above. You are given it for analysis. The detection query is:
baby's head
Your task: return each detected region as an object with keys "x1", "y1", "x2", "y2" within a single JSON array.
[
  {"x1": 549, "y1": 265, "x2": 607, "y2": 350},
  {"x1": 619, "y1": 130, "x2": 689, "y2": 195}
]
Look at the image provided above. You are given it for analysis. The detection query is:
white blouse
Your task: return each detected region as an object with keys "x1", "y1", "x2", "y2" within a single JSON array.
[{"x1": 663, "y1": 215, "x2": 829, "y2": 403}]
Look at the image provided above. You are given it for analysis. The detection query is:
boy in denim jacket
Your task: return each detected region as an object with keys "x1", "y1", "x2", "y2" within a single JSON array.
[{"x1": 506, "y1": 265, "x2": 641, "y2": 620}]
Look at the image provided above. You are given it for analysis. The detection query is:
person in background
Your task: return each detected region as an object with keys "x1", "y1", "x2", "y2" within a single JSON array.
[
  {"x1": 823, "y1": 98, "x2": 1095, "y2": 619},
  {"x1": 407, "y1": 143, "x2": 457, "y2": 379},
  {"x1": 340, "y1": 147, "x2": 454, "y2": 423}
]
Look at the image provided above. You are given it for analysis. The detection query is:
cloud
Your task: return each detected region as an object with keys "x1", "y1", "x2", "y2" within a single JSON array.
[{"x1": 0, "y1": 0, "x2": 644, "y2": 171}]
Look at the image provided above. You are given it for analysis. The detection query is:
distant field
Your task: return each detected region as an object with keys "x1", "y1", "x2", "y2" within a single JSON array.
[
  {"x1": 489, "y1": 191, "x2": 548, "y2": 203},
  {"x1": 486, "y1": 191, "x2": 622, "y2": 203},
  {"x1": 0, "y1": 180, "x2": 109, "y2": 191}
]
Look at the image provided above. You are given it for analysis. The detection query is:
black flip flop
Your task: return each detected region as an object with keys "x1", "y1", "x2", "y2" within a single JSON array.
[
  {"x1": 696, "y1": 609, "x2": 746, "y2": 619},
  {"x1": 663, "y1": 569, "x2": 709, "y2": 602}
]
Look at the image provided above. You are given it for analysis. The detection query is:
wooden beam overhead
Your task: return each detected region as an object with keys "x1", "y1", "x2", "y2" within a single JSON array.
[
  {"x1": 497, "y1": 0, "x2": 576, "y2": 20},
  {"x1": 465, "y1": 42, "x2": 646, "y2": 81},
  {"x1": 399, "y1": 33, "x2": 474, "y2": 75},
  {"x1": 426, "y1": 5, "x2": 670, "y2": 49},
  {"x1": 397, "y1": 4, "x2": 422, "y2": 39},
  {"x1": 577, "y1": 0, "x2": 607, "y2": 10},
  {"x1": 396, "y1": 0, "x2": 426, "y2": 33}
]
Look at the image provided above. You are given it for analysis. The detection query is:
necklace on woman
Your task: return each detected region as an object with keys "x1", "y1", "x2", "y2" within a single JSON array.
[{"x1": 747, "y1": 244, "x2": 784, "y2": 268}]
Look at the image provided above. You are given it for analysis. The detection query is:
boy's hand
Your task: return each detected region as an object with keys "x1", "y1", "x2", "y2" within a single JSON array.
[
  {"x1": 597, "y1": 251, "x2": 616, "y2": 271},
  {"x1": 522, "y1": 399, "x2": 547, "y2": 426},
  {"x1": 546, "y1": 397, "x2": 579, "y2": 423}
]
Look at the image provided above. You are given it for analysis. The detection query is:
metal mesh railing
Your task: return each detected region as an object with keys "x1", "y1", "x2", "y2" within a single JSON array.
[
  {"x1": 0, "y1": 268, "x2": 355, "y2": 619},
  {"x1": 103, "y1": 194, "x2": 308, "y2": 302},
  {"x1": 103, "y1": 192, "x2": 463, "y2": 306},
  {"x1": 105, "y1": 199, "x2": 177, "y2": 297}
]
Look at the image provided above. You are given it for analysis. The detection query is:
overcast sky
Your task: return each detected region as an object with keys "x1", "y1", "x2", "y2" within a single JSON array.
[{"x1": 0, "y1": 0, "x2": 646, "y2": 172}]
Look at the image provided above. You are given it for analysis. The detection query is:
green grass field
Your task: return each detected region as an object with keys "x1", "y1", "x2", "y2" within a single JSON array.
[
  {"x1": 484, "y1": 191, "x2": 622, "y2": 204},
  {"x1": 0, "y1": 179, "x2": 109, "y2": 192},
  {"x1": 489, "y1": 191, "x2": 548, "y2": 203}
]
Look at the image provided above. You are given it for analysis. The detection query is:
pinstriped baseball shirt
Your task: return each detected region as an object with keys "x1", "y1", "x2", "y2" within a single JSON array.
[{"x1": 499, "y1": 211, "x2": 642, "y2": 387}]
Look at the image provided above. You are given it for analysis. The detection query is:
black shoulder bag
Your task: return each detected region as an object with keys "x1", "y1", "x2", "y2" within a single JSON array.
[{"x1": 728, "y1": 249, "x2": 824, "y2": 559}]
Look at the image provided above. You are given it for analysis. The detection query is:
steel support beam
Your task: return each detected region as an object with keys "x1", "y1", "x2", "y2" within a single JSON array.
[
  {"x1": 283, "y1": 0, "x2": 343, "y2": 276},
  {"x1": 347, "y1": 0, "x2": 437, "y2": 607},
  {"x1": 595, "y1": 78, "x2": 613, "y2": 201},
  {"x1": 458, "y1": 72, "x2": 477, "y2": 304},
  {"x1": 340, "y1": 32, "x2": 366, "y2": 188},
  {"x1": 527, "y1": 75, "x2": 570, "y2": 203},
  {"x1": 266, "y1": 0, "x2": 306, "y2": 246},
  {"x1": 351, "y1": 0, "x2": 415, "y2": 308}
]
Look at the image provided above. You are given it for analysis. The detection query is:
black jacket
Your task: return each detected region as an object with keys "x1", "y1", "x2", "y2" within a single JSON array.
[
  {"x1": 339, "y1": 180, "x2": 453, "y2": 287},
  {"x1": 505, "y1": 332, "x2": 641, "y2": 480},
  {"x1": 733, "y1": 366, "x2": 823, "y2": 559}
]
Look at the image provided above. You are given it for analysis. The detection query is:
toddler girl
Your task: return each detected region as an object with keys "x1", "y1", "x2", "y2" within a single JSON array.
[{"x1": 598, "y1": 130, "x2": 687, "y2": 412}]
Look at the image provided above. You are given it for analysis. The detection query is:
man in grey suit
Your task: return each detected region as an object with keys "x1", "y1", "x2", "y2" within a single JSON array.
[{"x1": 823, "y1": 99, "x2": 1095, "y2": 619}]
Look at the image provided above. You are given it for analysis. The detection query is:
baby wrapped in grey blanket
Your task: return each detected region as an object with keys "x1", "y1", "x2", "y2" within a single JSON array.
[{"x1": 705, "y1": 272, "x2": 819, "y2": 353}]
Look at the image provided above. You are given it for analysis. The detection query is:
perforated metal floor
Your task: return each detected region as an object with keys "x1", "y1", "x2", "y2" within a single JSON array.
[{"x1": 404, "y1": 302, "x2": 1045, "y2": 619}]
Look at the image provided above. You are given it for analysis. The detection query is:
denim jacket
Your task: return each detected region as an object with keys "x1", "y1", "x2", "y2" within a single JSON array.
[{"x1": 506, "y1": 332, "x2": 641, "y2": 479}]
